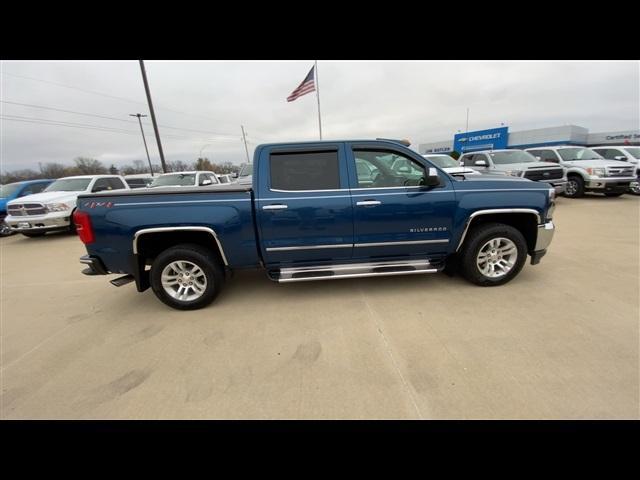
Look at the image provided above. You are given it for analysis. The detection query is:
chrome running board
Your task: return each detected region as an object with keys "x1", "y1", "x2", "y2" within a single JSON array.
[{"x1": 270, "y1": 259, "x2": 439, "y2": 283}]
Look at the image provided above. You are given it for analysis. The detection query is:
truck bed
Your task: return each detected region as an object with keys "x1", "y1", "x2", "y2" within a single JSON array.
[{"x1": 77, "y1": 185, "x2": 260, "y2": 275}]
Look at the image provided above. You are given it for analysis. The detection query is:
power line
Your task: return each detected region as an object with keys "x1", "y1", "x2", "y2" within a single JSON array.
[
  {"x1": 0, "y1": 114, "x2": 244, "y2": 144},
  {"x1": 0, "y1": 100, "x2": 240, "y2": 138},
  {"x1": 1, "y1": 71, "x2": 241, "y2": 131}
]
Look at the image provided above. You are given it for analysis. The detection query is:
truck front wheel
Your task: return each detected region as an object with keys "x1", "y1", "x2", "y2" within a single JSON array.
[
  {"x1": 564, "y1": 175, "x2": 585, "y2": 198},
  {"x1": 459, "y1": 223, "x2": 527, "y2": 286},
  {"x1": 150, "y1": 243, "x2": 224, "y2": 310}
]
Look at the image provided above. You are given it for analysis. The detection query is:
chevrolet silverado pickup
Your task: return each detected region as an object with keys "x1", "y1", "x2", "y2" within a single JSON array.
[{"x1": 75, "y1": 140, "x2": 556, "y2": 310}]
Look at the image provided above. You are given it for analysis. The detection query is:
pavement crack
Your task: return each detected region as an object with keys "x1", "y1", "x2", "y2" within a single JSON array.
[{"x1": 358, "y1": 286, "x2": 426, "y2": 420}]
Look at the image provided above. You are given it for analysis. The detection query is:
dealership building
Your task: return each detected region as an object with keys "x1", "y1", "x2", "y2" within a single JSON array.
[{"x1": 418, "y1": 125, "x2": 640, "y2": 154}]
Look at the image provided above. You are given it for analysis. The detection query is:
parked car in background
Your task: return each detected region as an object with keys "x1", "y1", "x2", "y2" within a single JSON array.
[
  {"x1": 422, "y1": 154, "x2": 481, "y2": 176},
  {"x1": 5, "y1": 175, "x2": 129, "y2": 237},
  {"x1": 591, "y1": 146, "x2": 640, "y2": 195},
  {"x1": 148, "y1": 171, "x2": 220, "y2": 188},
  {"x1": 459, "y1": 149, "x2": 566, "y2": 194},
  {"x1": 525, "y1": 146, "x2": 635, "y2": 198},
  {"x1": 216, "y1": 174, "x2": 234, "y2": 184},
  {"x1": 124, "y1": 174, "x2": 155, "y2": 189},
  {"x1": 0, "y1": 179, "x2": 54, "y2": 236}
]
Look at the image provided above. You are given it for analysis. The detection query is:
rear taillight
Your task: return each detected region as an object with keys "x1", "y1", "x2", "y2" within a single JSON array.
[{"x1": 73, "y1": 210, "x2": 95, "y2": 244}]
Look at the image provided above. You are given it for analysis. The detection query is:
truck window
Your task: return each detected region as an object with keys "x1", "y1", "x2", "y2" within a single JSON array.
[
  {"x1": 92, "y1": 178, "x2": 111, "y2": 192},
  {"x1": 353, "y1": 150, "x2": 425, "y2": 188},
  {"x1": 107, "y1": 177, "x2": 126, "y2": 190},
  {"x1": 530, "y1": 150, "x2": 560, "y2": 163},
  {"x1": 28, "y1": 182, "x2": 49, "y2": 194},
  {"x1": 270, "y1": 150, "x2": 340, "y2": 191}
]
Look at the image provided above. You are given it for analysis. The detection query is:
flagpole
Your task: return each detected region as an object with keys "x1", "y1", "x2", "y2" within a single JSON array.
[{"x1": 315, "y1": 60, "x2": 323, "y2": 140}]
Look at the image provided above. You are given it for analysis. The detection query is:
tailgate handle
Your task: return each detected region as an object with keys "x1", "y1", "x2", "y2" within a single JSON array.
[
  {"x1": 263, "y1": 204, "x2": 288, "y2": 210},
  {"x1": 356, "y1": 200, "x2": 381, "y2": 206}
]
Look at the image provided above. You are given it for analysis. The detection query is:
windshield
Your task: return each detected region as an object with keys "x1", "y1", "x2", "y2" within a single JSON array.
[
  {"x1": 0, "y1": 183, "x2": 22, "y2": 198},
  {"x1": 150, "y1": 174, "x2": 196, "y2": 187},
  {"x1": 623, "y1": 147, "x2": 640, "y2": 159},
  {"x1": 489, "y1": 151, "x2": 537, "y2": 165},
  {"x1": 425, "y1": 155, "x2": 459, "y2": 169},
  {"x1": 44, "y1": 178, "x2": 92, "y2": 192},
  {"x1": 238, "y1": 164, "x2": 252, "y2": 177},
  {"x1": 558, "y1": 148, "x2": 603, "y2": 161}
]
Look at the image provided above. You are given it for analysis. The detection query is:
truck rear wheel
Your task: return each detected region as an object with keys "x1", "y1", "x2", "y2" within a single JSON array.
[
  {"x1": 150, "y1": 243, "x2": 224, "y2": 310},
  {"x1": 459, "y1": 222, "x2": 527, "y2": 286}
]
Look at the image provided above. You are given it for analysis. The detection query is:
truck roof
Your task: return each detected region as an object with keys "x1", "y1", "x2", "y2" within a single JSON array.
[{"x1": 255, "y1": 139, "x2": 414, "y2": 149}]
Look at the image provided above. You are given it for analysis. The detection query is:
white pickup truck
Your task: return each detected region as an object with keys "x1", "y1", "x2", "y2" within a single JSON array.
[{"x1": 5, "y1": 175, "x2": 130, "y2": 237}]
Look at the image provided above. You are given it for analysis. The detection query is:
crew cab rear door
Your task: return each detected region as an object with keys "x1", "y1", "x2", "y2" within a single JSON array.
[
  {"x1": 256, "y1": 143, "x2": 354, "y2": 266},
  {"x1": 346, "y1": 143, "x2": 457, "y2": 260}
]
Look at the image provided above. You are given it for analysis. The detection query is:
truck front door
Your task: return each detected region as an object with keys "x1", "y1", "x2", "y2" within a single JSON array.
[
  {"x1": 346, "y1": 144, "x2": 457, "y2": 260},
  {"x1": 256, "y1": 144, "x2": 354, "y2": 266}
]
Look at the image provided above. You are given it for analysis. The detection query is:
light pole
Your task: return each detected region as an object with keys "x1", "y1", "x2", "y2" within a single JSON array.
[{"x1": 130, "y1": 113, "x2": 154, "y2": 176}]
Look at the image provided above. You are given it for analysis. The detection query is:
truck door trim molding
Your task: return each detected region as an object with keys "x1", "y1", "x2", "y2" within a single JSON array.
[
  {"x1": 266, "y1": 244, "x2": 352, "y2": 252},
  {"x1": 455, "y1": 208, "x2": 541, "y2": 252},
  {"x1": 266, "y1": 239, "x2": 449, "y2": 252},
  {"x1": 133, "y1": 226, "x2": 229, "y2": 265},
  {"x1": 354, "y1": 239, "x2": 449, "y2": 247}
]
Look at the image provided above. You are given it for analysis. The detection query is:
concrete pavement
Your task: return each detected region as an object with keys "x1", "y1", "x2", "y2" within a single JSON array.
[{"x1": 1, "y1": 194, "x2": 638, "y2": 419}]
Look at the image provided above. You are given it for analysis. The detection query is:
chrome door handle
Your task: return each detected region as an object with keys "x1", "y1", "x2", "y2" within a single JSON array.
[
  {"x1": 356, "y1": 200, "x2": 381, "y2": 206},
  {"x1": 263, "y1": 204, "x2": 288, "y2": 210}
]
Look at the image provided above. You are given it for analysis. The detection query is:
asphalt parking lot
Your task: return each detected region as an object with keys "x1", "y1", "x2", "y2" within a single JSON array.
[{"x1": 1, "y1": 194, "x2": 638, "y2": 419}]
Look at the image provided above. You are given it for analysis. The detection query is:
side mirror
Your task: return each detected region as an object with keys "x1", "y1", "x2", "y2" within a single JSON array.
[
  {"x1": 202, "y1": 179, "x2": 213, "y2": 186},
  {"x1": 423, "y1": 167, "x2": 441, "y2": 187},
  {"x1": 232, "y1": 172, "x2": 239, "y2": 179},
  {"x1": 20, "y1": 190, "x2": 33, "y2": 196},
  {"x1": 535, "y1": 156, "x2": 542, "y2": 161},
  {"x1": 92, "y1": 186, "x2": 106, "y2": 193},
  {"x1": 614, "y1": 155, "x2": 628, "y2": 162},
  {"x1": 474, "y1": 160, "x2": 488, "y2": 167}
]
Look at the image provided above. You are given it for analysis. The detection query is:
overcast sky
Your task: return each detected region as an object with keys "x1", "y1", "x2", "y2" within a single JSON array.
[{"x1": 1, "y1": 60, "x2": 638, "y2": 172}]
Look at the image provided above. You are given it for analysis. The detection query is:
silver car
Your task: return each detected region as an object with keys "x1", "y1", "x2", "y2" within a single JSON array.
[{"x1": 459, "y1": 149, "x2": 566, "y2": 194}]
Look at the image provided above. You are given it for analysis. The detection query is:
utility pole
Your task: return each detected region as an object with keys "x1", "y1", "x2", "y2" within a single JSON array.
[
  {"x1": 240, "y1": 125, "x2": 250, "y2": 163},
  {"x1": 139, "y1": 60, "x2": 167, "y2": 173},
  {"x1": 129, "y1": 113, "x2": 154, "y2": 176}
]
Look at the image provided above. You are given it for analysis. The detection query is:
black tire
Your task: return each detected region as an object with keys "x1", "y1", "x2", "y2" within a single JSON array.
[
  {"x1": 604, "y1": 192, "x2": 624, "y2": 197},
  {"x1": 0, "y1": 222, "x2": 14, "y2": 237},
  {"x1": 459, "y1": 222, "x2": 528, "y2": 287},
  {"x1": 150, "y1": 243, "x2": 225, "y2": 310},
  {"x1": 21, "y1": 232, "x2": 46, "y2": 238},
  {"x1": 564, "y1": 175, "x2": 585, "y2": 198}
]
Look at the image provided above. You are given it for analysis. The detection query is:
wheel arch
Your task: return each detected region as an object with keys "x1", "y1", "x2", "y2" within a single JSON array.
[
  {"x1": 134, "y1": 227, "x2": 228, "y2": 266},
  {"x1": 456, "y1": 209, "x2": 540, "y2": 253}
]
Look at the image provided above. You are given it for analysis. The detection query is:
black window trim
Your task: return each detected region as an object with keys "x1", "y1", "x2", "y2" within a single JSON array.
[{"x1": 350, "y1": 147, "x2": 432, "y2": 191}]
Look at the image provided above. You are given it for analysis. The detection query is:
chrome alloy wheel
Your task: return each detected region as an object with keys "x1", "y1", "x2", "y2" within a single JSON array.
[
  {"x1": 476, "y1": 237, "x2": 518, "y2": 278},
  {"x1": 161, "y1": 260, "x2": 208, "y2": 301},
  {"x1": 565, "y1": 179, "x2": 578, "y2": 196}
]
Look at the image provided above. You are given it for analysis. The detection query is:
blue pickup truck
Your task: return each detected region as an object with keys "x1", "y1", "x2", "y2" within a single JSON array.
[{"x1": 74, "y1": 140, "x2": 556, "y2": 310}]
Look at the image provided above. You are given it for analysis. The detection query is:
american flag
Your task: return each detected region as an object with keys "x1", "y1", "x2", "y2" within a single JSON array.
[{"x1": 286, "y1": 66, "x2": 316, "y2": 102}]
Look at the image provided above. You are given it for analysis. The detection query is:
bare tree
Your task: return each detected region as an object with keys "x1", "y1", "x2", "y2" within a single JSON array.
[
  {"x1": 74, "y1": 157, "x2": 107, "y2": 175},
  {"x1": 39, "y1": 162, "x2": 69, "y2": 178},
  {"x1": 167, "y1": 160, "x2": 190, "y2": 172}
]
